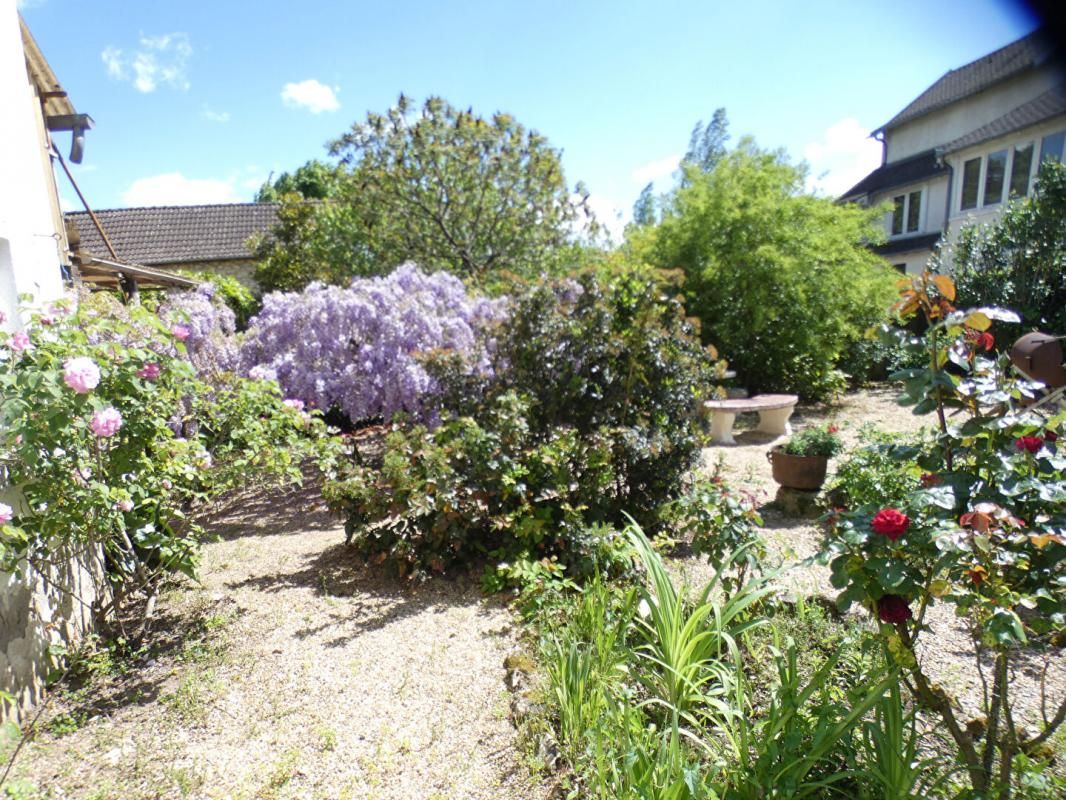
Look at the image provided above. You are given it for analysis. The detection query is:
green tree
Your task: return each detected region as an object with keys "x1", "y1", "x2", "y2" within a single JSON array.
[
  {"x1": 335, "y1": 94, "x2": 591, "y2": 278},
  {"x1": 682, "y1": 107, "x2": 730, "y2": 176},
  {"x1": 254, "y1": 159, "x2": 345, "y2": 201},
  {"x1": 950, "y1": 160, "x2": 1066, "y2": 337},
  {"x1": 253, "y1": 96, "x2": 594, "y2": 293},
  {"x1": 632, "y1": 182, "x2": 656, "y2": 227},
  {"x1": 630, "y1": 137, "x2": 896, "y2": 400}
]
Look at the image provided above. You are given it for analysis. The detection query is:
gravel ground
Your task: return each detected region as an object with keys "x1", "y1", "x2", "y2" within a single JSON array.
[
  {"x1": 7, "y1": 482, "x2": 548, "y2": 800},
  {"x1": 6, "y1": 388, "x2": 1062, "y2": 797},
  {"x1": 675, "y1": 386, "x2": 1065, "y2": 730}
]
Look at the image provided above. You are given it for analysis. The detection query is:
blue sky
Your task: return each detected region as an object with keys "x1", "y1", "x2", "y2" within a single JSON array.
[{"x1": 21, "y1": 0, "x2": 1039, "y2": 238}]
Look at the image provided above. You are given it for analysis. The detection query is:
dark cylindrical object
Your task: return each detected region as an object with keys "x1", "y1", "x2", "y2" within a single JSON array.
[{"x1": 1010, "y1": 333, "x2": 1066, "y2": 388}]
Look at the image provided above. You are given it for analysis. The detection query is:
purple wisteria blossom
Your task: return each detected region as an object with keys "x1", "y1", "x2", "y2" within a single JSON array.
[
  {"x1": 240, "y1": 264, "x2": 507, "y2": 422},
  {"x1": 157, "y1": 283, "x2": 239, "y2": 376}
]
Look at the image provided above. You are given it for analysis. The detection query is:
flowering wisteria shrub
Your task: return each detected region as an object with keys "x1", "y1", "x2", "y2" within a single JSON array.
[
  {"x1": 157, "y1": 283, "x2": 240, "y2": 378},
  {"x1": 819, "y1": 273, "x2": 1066, "y2": 796},
  {"x1": 0, "y1": 297, "x2": 331, "y2": 629},
  {"x1": 240, "y1": 263, "x2": 507, "y2": 423},
  {"x1": 326, "y1": 270, "x2": 721, "y2": 581}
]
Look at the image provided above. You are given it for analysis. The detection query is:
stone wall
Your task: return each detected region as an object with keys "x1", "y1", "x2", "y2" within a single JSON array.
[
  {"x1": 158, "y1": 259, "x2": 260, "y2": 292},
  {"x1": 0, "y1": 543, "x2": 107, "y2": 723},
  {"x1": 0, "y1": 484, "x2": 107, "y2": 723}
]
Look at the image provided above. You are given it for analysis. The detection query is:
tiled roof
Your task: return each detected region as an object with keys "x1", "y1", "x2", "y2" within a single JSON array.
[
  {"x1": 839, "y1": 150, "x2": 947, "y2": 200},
  {"x1": 878, "y1": 30, "x2": 1057, "y2": 132},
  {"x1": 65, "y1": 203, "x2": 278, "y2": 265},
  {"x1": 940, "y1": 85, "x2": 1066, "y2": 154}
]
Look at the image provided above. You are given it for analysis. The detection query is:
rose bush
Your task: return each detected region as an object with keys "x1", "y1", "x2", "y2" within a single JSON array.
[
  {"x1": 0, "y1": 295, "x2": 333, "y2": 633},
  {"x1": 820, "y1": 272, "x2": 1066, "y2": 796}
]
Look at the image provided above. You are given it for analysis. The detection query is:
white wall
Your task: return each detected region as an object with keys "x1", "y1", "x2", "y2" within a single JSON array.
[
  {"x1": 0, "y1": 3, "x2": 67, "y2": 331},
  {"x1": 870, "y1": 174, "x2": 950, "y2": 238},
  {"x1": 886, "y1": 68, "x2": 1062, "y2": 163}
]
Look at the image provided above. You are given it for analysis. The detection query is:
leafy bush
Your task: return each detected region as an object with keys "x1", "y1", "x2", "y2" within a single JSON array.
[
  {"x1": 486, "y1": 270, "x2": 719, "y2": 525},
  {"x1": 825, "y1": 427, "x2": 923, "y2": 509},
  {"x1": 240, "y1": 264, "x2": 506, "y2": 423},
  {"x1": 0, "y1": 296, "x2": 330, "y2": 628},
  {"x1": 658, "y1": 474, "x2": 764, "y2": 593},
  {"x1": 780, "y1": 423, "x2": 844, "y2": 457},
  {"x1": 630, "y1": 137, "x2": 899, "y2": 400},
  {"x1": 819, "y1": 272, "x2": 1066, "y2": 797},
  {"x1": 322, "y1": 392, "x2": 629, "y2": 579},
  {"x1": 325, "y1": 270, "x2": 721, "y2": 580},
  {"x1": 949, "y1": 160, "x2": 1066, "y2": 338}
]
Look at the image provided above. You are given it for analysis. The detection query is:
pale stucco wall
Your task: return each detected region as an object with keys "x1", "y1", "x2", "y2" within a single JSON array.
[
  {"x1": 886, "y1": 68, "x2": 1062, "y2": 163},
  {"x1": 0, "y1": 7, "x2": 102, "y2": 725},
  {"x1": 0, "y1": 3, "x2": 67, "y2": 331}
]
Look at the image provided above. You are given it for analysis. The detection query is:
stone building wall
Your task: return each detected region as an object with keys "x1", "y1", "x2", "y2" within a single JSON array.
[
  {"x1": 157, "y1": 259, "x2": 260, "y2": 292},
  {"x1": 0, "y1": 546, "x2": 107, "y2": 723}
]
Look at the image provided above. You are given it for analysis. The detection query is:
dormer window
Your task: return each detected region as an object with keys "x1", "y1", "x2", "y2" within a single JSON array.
[{"x1": 890, "y1": 190, "x2": 922, "y2": 236}]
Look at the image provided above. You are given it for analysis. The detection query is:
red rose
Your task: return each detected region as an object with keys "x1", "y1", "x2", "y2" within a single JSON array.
[
  {"x1": 1046, "y1": 431, "x2": 1059, "y2": 443},
  {"x1": 919, "y1": 473, "x2": 941, "y2": 487},
  {"x1": 1014, "y1": 436, "x2": 1043, "y2": 454},
  {"x1": 878, "y1": 594, "x2": 913, "y2": 624},
  {"x1": 827, "y1": 424, "x2": 839, "y2": 434},
  {"x1": 978, "y1": 332, "x2": 994, "y2": 351},
  {"x1": 871, "y1": 508, "x2": 909, "y2": 541}
]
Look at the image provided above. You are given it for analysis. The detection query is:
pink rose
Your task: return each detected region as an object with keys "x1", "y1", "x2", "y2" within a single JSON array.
[
  {"x1": 0, "y1": 503, "x2": 12, "y2": 524},
  {"x1": 171, "y1": 324, "x2": 191, "y2": 342},
  {"x1": 137, "y1": 363, "x2": 162, "y2": 380},
  {"x1": 90, "y1": 407, "x2": 123, "y2": 438},
  {"x1": 115, "y1": 499, "x2": 134, "y2": 512},
  {"x1": 0, "y1": 311, "x2": 6, "y2": 325},
  {"x1": 10, "y1": 331, "x2": 31, "y2": 352},
  {"x1": 63, "y1": 357, "x2": 101, "y2": 394},
  {"x1": 283, "y1": 398, "x2": 305, "y2": 411}
]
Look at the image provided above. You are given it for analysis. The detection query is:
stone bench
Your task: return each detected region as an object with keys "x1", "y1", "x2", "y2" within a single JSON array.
[{"x1": 702, "y1": 393, "x2": 799, "y2": 445}]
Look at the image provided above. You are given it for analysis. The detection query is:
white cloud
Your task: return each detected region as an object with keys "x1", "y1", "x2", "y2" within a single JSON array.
[
  {"x1": 803, "y1": 118, "x2": 882, "y2": 198},
  {"x1": 101, "y1": 33, "x2": 192, "y2": 93},
  {"x1": 17, "y1": 0, "x2": 47, "y2": 10},
  {"x1": 122, "y1": 172, "x2": 240, "y2": 206},
  {"x1": 202, "y1": 107, "x2": 231, "y2": 123},
  {"x1": 631, "y1": 154, "x2": 681, "y2": 187},
  {"x1": 281, "y1": 79, "x2": 340, "y2": 114}
]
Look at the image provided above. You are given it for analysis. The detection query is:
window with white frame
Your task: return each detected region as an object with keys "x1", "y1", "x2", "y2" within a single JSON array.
[
  {"x1": 959, "y1": 141, "x2": 1040, "y2": 211},
  {"x1": 890, "y1": 189, "x2": 922, "y2": 236},
  {"x1": 1041, "y1": 130, "x2": 1065, "y2": 165}
]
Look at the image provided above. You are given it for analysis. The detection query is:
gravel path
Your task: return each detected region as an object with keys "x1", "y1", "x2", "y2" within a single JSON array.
[
  {"x1": 8, "y1": 483, "x2": 547, "y2": 800},
  {"x1": 676, "y1": 387, "x2": 1065, "y2": 729}
]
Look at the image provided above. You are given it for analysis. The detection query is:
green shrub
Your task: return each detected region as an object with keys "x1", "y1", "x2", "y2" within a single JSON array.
[
  {"x1": 630, "y1": 138, "x2": 899, "y2": 400},
  {"x1": 658, "y1": 475, "x2": 764, "y2": 593},
  {"x1": 825, "y1": 427, "x2": 923, "y2": 509},
  {"x1": 323, "y1": 393, "x2": 630, "y2": 579},
  {"x1": 327, "y1": 270, "x2": 721, "y2": 581},
  {"x1": 949, "y1": 160, "x2": 1066, "y2": 339},
  {"x1": 780, "y1": 423, "x2": 844, "y2": 457},
  {"x1": 486, "y1": 270, "x2": 720, "y2": 526}
]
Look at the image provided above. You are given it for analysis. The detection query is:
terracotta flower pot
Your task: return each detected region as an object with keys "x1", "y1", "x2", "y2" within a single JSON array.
[{"x1": 767, "y1": 446, "x2": 828, "y2": 490}]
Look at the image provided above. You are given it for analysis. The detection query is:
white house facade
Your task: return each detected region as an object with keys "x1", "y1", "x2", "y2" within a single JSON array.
[
  {"x1": 0, "y1": 8, "x2": 89, "y2": 328},
  {"x1": 841, "y1": 30, "x2": 1066, "y2": 274}
]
